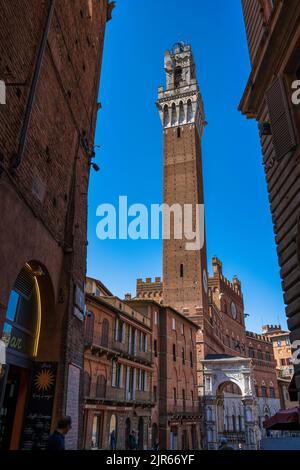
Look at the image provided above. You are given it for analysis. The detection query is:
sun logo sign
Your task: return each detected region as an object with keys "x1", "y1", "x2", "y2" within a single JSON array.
[{"x1": 34, "y1": 369, "x2": 55, "y2": 392}]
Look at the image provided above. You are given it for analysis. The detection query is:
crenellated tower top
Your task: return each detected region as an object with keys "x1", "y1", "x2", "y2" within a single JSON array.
[{"x1": 156, "y1": 42, "x2": 206, "y2": 136}]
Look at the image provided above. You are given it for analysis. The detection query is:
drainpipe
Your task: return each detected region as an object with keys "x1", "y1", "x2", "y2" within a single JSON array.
[{"x1": 13, "y1": 0, "x2": 55, "y2": 170}]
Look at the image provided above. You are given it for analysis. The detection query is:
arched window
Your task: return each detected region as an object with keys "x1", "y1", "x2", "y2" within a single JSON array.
[
  {"x1": 171, "y1": 103, "x2": 177, "y2": 126},
  {"x1": 2, "y1": 265, "x2": 41, "y2": 358},
  {"x1": 174, "y1": 66, "x2": 182, "y2": 88},
  {"x1": 85, "y1": 311, "x2": 94, "y2": 345},
  {"x1": 163, "y1": 105, "x2": 170, "y2": 127},
  {"x1": 84, "y1": 371, "x2": 91, "y2": 397},
  {"x1": 187, "y1": 100, "x2": 193, "y2": 122},
  {"x1": 96, "y1": 375, "x2": 106, "y2": 398},
  {"x1": 101, "y1": 319, "x2": 109, "y2": 347},
  {"x1": 179, "y1": 101, "x2": 185, "y2": 124}
]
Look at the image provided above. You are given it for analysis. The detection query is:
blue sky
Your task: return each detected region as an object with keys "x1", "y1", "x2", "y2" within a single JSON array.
[{"x1": 87, "y1": 0, "x2": 287, "y2": 332}]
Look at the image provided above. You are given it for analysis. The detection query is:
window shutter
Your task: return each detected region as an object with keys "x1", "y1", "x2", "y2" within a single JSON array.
[
  {"x1": 112, "y1": 361, "x2": 116, "y2": 387},
  {"x1": 145, "y1": 335, "x2": 148, "y2": 352},
  {"x1": 85, "y1": 311, "x2": 94, "y2": 345},
  {"x1": 121, "y1": 322, "x2": 125, "y2": 343},
  {"x1": 266, "y1": 77, "x2": 297, "y2": 160},
  {"x1": 114, "y1": 318, "x2": 119, "y2": 341}
]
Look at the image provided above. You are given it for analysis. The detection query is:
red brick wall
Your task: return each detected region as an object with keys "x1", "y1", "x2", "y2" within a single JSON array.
[{"x1": 0, "y1": 0, "x2": 111, "y2": 449}]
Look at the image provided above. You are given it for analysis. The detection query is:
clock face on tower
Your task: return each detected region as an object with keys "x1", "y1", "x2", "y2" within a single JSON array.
[{"x1": 230, "y1": 301, "x2": 237, "y2": 320}]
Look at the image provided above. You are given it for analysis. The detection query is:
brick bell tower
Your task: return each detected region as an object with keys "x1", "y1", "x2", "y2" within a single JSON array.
[{"x1": 156, "y1": 42, "x2": 209, "y2": 321}]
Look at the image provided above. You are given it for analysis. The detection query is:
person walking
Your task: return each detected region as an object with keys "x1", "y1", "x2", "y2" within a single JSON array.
[
  {"x1": 218, "y1": 437, "x2": 234, "y2": 450},
  {"x1": 128, "y1": 430, "x2": 137, "y2": 450},
  {"x1": 110, "y1": 429, "x2": 117, "y2": 450},
  {"x1": 46, "y1": 416, "x2": 72, "y2": 450}
]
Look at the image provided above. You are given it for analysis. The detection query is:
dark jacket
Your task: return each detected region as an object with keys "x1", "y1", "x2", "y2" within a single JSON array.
[{"x1": 46, "y1": 431, "x2": 65, "y2": 450}]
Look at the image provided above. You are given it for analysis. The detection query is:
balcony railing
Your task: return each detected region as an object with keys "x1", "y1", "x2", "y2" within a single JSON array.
[
  {"x1": 168, "y1": 405, "x2": 200, "y2": 416},
  {"x1": 86, "y1": 385, "x2": 153, "y2": 405},
  {"x1": 85, "y1": 336, "x2": 152, "y2": 364},
  {"x1": 111, "y1": 337, "x2": 152, "y2": 363}
]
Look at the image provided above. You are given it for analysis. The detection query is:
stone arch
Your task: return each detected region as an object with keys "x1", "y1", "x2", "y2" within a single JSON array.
[
  {"x1": 163, "y1": 105, "x2": 170, "y2": 127},
  {"x1": 187, "y1": 99, "x2": 193, "y2": 122},
  {"x1": 85, "y1": 310, "x2": 94, "y2": 345},
  {"x1": 179, "y1": 101, "x2": 185, "y2": 124},
  {"x1": 2, "y1": 260, "x2": 59, "y2": 362},
  {"x1": 96, "y1": 374, "x2": 107, "y2": 398},
  {"x1": 171, "y1": 102, "x2": 177, "y2": 126}
]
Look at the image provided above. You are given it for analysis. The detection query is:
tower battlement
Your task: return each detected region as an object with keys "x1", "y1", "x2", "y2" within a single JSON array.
[
  {"x1": 136, "y1": 277, "x2": 163, "y2": 301},
  {"x1": 210, "y1": 257, "x2": 242, "y2": 297}
]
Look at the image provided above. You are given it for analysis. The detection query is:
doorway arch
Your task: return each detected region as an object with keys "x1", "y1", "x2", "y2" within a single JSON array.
[{"x1": 0, "y1": 261, "x2": 56, "y2": 450}]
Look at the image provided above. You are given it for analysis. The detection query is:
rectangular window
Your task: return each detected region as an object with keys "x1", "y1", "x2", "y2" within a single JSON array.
[
  {"x1": 257, "y1": 350, "x2": 263, "y2": 360},
  {"x1": 154, "y1": 310, "x2": 158, "y2": 325},
  {"x1": 154, "y1": 339, "x2": 157, "y2": 357},
  {"x1": 190, "y1": 351, "x2": 193, "y2": 368},
  {"x1": 173, "y1": 344, "x2": 176, "y2": 362},
  {"x1": 180, "y1": 264, "x2": 184, "y2": 278},
  {"x1": 181, "y1": 323, "x2": 184, "y2": 335},
  {"x1": 114, "y1": 318, "x2": 119, "y2": 341},
  {"x1": 249, "y1": 348, "x2": 255, "y2": 358},
  {"x1": 261, "y1": 386, "x2": 267, "y2": 398},
  {"x1": 173, "y1": 387, "x2": 177, "y2": 405},
  {"x1": 172, "y1": 318, "x2": 176, "y2": 330},
  {"x1": 182, "y1": 347, "x2": 185, "y2": 365}
]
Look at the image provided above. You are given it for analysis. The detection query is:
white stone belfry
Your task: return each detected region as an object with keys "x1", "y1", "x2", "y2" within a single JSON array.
[{"x1": 156, "y1": 42, "x2": 206, "y2": 136}]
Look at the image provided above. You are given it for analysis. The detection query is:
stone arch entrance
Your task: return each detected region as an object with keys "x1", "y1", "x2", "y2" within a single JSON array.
[
  {"x1": 203, "y1": 356, "x2": 257, "y2": 450},
  {"x1": 0, "y1": 261, "x2": 56, "y2": 450}
]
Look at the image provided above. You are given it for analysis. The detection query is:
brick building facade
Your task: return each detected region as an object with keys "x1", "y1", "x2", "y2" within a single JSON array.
[
  {"x1": 262, "y1": 324, "x2": 298, "y2": 409},
  {"x1": 83, "y1": 278, "x2": 153, "y2": 450},
  {"x1": 128, "y1": 298, "x2": 201, "y2": 450},
  {"x1": 239, "y1": 0, "x2": 300, "y2": 402},
  {"x1": 0, "y1": 0, "x2": 114, "y2": 449}
]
